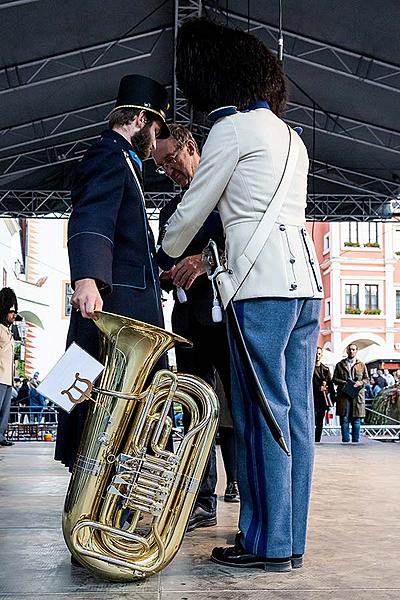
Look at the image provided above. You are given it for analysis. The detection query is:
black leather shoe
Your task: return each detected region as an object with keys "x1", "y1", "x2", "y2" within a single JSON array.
[
  {"x1": 187, "y1": 505, "x2": 217, "y2": 532},
  {"x1": 291, "y1": 554, "x2": 303, "y2": 568},
  {"x1": 211, "y1": 542, "x2": 291, "y2": 572},
  {"x1": 0, "y1": 439, "x2": 14, "y2": 446},
  {"x1": 224, "y1": 481, "x2": 240, "y2": 503}
]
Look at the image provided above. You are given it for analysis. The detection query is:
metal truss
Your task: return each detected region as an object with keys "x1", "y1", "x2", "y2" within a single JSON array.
[
  {"x1": 0, "y1": 136, "x2": 97, "y2": 177},
  {"x1": 0, "y1": 190, "x2": 71, "y2": 217},
  {"x1": 0, "y1": 28, "x2": 171, "y2": 94},
  {"x1": 286, "y1": 102, "x2": 400, "y2": 156},
  {"x1": 2, "y1": 189, "x2": 400, "y2": 222},
  {"x1": 0, "y1": 100, "x2": 114, "y2": 153},
  {"x1": 0, "y1": 190, "x2": 178, "y2": 219},
  {"x1": 311, "y1": 160, "x2": 398, "y2": 196},
  {"x1": 2, "y1": 96, "x2": 399, "y2": 179},
  {"x1": 206, "y1": 6, "x2": 400, "y2": 94},
  {"x1": 306, "y1": 194, "x2": 398, "y2": 222}
]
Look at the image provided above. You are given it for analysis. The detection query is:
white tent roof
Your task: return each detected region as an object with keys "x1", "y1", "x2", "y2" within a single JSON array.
[
  {"x1": 357, "y1": 344, "x2": 400, "y2": 364},
  {"x1": 321, "y1": 349, "x2": 345, "y2": 367}
]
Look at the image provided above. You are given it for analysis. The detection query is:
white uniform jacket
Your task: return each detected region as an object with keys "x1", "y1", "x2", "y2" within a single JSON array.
[{"x1": 161, "y1": 108, "x2": 324, "y2": 305}]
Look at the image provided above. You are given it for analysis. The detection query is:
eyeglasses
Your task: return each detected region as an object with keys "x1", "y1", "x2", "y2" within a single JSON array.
[{"x1": 155, "y1": 149, "x2": 181, "y2": 176}]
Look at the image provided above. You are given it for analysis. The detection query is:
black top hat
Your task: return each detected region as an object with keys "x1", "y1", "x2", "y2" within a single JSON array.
[{"x1": 109, "y1": 74, "x2": 170, "y2": 139}]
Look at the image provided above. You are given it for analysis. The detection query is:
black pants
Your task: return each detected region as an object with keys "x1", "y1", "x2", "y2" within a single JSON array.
[
  {"x1": 315, "y1": 410, "x2": 326, "y2": 442},
  {"x1": 173, "y1": 302, "x2": 232, "y2": 512}
]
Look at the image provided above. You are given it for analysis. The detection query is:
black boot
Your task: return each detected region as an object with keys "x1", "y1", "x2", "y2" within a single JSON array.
[{"x1": 224, "y1": 481, "x2": 239, "y2": 503}]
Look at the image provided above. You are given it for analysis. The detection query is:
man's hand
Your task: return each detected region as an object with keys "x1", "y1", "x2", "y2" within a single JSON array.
[
  {"x1": 354, "y1": 381, "x2": 363, "y2": 388},
  {"x1": 71, "y1": 278, "x2": 103, "y2": 320},
  {"x1": 171, "y1": 254, "x2": 207, "y2": 290}
]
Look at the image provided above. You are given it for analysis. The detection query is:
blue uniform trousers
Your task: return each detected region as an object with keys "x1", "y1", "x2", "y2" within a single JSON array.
[{"x1": 229, "y1": 297, "x2": 321, "y2": 558}]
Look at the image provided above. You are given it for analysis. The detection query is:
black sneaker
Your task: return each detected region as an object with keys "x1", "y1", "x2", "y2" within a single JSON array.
[
  {"x1": 187, "y1": 504, "x2": 217, "y2": 532},
  {"x1": 224, "y1": 481, "x2": 240, "y2": 503}
]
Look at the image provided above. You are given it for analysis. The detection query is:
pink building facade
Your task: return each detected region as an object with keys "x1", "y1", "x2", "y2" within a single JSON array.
[{"x1": 310, "y1": 221, "x2": 400, "y2": 364}]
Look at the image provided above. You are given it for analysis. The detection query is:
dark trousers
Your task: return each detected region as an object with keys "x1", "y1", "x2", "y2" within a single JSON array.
[
  {"x1": 314, "y1": 410, "x2": 326, "y2": 442},
  {"x1": 173, "y1": 302, "x2": 232, "y2": 512}
]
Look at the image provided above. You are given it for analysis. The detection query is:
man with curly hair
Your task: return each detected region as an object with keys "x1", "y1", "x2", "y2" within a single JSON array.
[{"x1": 0, "y1": 287, "x2": 18, "y2": 446}]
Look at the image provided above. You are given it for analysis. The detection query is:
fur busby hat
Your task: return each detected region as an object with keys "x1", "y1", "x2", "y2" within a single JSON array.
[
  {"x1": 176, "y1": 18, "x2": 287, "y2": 116},
  {"x1": 108, "y1": 74, "x2": 170, "y2": 138},
  {"x1": 0, "y1": 287, "x2": 18, "y2": 324}
]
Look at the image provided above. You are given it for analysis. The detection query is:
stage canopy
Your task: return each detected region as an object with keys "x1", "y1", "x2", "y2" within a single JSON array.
[{"x1": 0, "y1": 0, "x2": 399, "y2": 217}]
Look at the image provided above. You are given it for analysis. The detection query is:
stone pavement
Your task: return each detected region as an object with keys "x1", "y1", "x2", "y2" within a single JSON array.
[{"x1": 0, "y1": 438, "x2": 399, "y2": 599}]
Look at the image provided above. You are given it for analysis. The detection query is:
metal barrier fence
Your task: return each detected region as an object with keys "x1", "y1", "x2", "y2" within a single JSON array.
[
  {"x1": 322, "y1": 406, "x2": 400, "y2": 441},
  {"x1": 6, "y1": 408, "x2": 58, "y2": 442}
]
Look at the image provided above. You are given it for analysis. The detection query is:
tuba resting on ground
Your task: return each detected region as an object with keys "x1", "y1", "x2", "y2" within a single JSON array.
[{"x1": 62, "y1": 311, "x2": 219, "y2": 582}]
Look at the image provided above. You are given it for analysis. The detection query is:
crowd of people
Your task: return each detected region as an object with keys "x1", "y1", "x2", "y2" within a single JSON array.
[{"x1": 313, "y1": 345, "x2": 398, "y2": 443}]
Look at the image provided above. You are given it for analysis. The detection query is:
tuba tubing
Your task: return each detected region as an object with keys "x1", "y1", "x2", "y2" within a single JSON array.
[{"x1": 62, "y1": 311, "x2": 219, "y2": 581}]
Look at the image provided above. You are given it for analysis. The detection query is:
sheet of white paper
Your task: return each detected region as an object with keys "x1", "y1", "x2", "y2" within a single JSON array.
[{"x1": 37, "y1": 342, "x2": 104, "y2": 413}]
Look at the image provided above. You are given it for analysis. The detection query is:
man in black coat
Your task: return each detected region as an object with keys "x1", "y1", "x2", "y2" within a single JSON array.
[
  {"x1": 313, "y1": 347, "x2": 336, "y2": 442},
  {"x1": 154, "y1": 124, "x2": 238, "y2": 531},
  {"x1": 55, "y1": 75, "x2": 170, "y2": 470}
]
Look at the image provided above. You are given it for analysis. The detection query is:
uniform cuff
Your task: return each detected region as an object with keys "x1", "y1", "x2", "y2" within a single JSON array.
[{"x1": 157, "y1": 247, "x2": 176, "y2": 271}]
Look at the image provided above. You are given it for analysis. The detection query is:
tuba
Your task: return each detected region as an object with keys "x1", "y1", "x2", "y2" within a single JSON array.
[{"x1": 62, "y1": 311, "x2": 219, "y2": 582}]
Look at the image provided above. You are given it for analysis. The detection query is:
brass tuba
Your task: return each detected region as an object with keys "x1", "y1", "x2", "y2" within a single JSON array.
[{"x1": 62, "y1": 311, "x2": 219, "y2": 582}]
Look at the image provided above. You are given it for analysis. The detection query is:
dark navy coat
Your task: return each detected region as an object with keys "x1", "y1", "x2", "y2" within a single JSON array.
[{"x1": 55, "y1": 129, "x2": 164, "y2": 469}]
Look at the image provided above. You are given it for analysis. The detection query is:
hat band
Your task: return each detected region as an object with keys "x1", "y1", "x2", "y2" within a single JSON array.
[{"x1": 107, "y1": 105, "x2": 166, "y2": 122}]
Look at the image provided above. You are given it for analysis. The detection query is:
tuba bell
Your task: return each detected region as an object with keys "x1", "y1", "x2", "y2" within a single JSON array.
[{"x1": 62, "y1": 311, "x2": 219, "y2": 582}]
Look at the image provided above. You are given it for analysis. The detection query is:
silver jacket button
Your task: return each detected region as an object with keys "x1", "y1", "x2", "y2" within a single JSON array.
[
  {"x1": 290, "y1": 283, "x2": 298, "y2": 291},
  {"x1": 279, "y1": 224, "x2": 286, "y2": 231},
  {"x1": 290, "y1": 258, "x2": 296, "y2": 264}
]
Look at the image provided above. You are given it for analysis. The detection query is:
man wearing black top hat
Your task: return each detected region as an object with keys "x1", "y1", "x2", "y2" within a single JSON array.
[{"x1": 55, "y1": 74, "x2": 170, "y2": 470}]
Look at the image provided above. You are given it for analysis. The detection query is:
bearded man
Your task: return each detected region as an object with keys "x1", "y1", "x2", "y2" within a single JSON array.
[{"x1": 55, "y1": 74, "x2": 170, "y2": 470}]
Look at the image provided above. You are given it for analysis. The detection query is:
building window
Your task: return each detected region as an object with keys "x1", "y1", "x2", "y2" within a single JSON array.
[
  {"x1": 365, "y1": 285, "x2": 378, "y2": 310},
  {"x1": 366, "y1": 222, "x2": 378, "y2": 245},
  {"x1": 323, "y1": 233, "x2": 330, "y2": 253},
  {"x1": 64, "y1": 283, "x2": 73, "y2": 317},
  {"x1": 344, "y1": 222, "x2": 359, "y2": 246},
  {"x1": 396, "y1": 290, "x2": 400, "y2": 319},
  {"x1": 325, "y1": 298, "x2": 331, "y2": 318},
  {"x1": 394, "y1": 228, "x2": 400, "y2": 254},
  {"x1": 345, "y1": 284, "x2": 359, "y2": 310}
]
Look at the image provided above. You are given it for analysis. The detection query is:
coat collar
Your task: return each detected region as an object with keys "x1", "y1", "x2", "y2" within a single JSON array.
[{"x1": 101, "y1": 129, "x2": 143, "y2": 173}]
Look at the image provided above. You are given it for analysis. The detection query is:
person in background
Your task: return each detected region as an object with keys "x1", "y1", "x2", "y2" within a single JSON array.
[
  {"x1": 312, "y1": 347, "x2": 336, "y2": 442},
  {"x1": 9, "y1": 376, "x2": 21, "y2": 424},
  {"x1": 371, "y1": 376, "x2": 382, "y2": 398},
  {"x1": 29, "y1": 371, "x2": 40, "y2": 389},
  {"x1": 0, "y1": 287, "x2": 18, "y2": 446},
  {"x1": 375, "y1": 369, "x2": 387, "y2": 389},
  {"x1": 333, "y1": 344, "x2": 369, "y2": 443},
  {"x1": 16, "y1": 378, "x2": 30, "y2": 423},
  {"x1": 383, "y1": 368, "x2": 395, "y2": 386}
]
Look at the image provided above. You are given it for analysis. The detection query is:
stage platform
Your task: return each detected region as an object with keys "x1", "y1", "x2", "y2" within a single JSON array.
[{"x1": 1, "y1": 438, "x2": 399, "y2": 600}]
